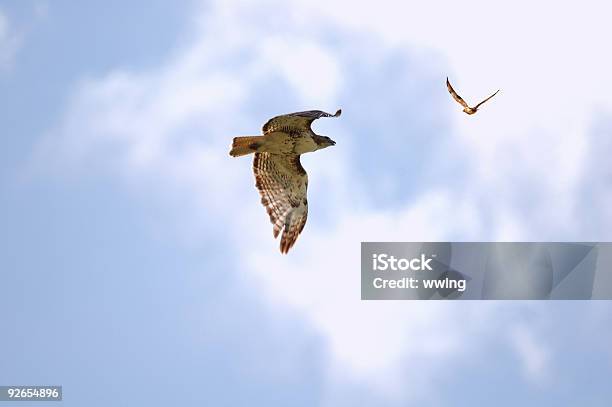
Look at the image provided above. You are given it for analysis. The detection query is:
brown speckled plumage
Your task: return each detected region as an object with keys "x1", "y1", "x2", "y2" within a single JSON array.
[{"x1": 230, "y1": 109, "x2": 341, "y2": 253}]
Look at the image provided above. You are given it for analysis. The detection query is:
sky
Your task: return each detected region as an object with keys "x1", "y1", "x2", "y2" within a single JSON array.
[{"x1": 1, "y1": 1, "x2": 612, "y2": 406}]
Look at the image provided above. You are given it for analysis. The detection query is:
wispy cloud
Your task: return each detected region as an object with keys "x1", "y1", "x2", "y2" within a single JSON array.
[
  {"x1": 510, "y1": 323, "x2": 551, "y2": 383},
  {"x1": 0, "y1": 9, "x2": 20, "y2": 69}
]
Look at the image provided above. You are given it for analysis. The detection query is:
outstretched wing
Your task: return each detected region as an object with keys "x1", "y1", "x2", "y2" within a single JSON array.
[
  {"x1": 262, "y1": 109, "x2": 342, "y2": 135},
  {"x1": 253, "y1": 152, "x2": 309, "y2": 254},
  {"x1": 446, "y1": 78, "x2": 469, "y2": 108},
  {"x1": 474, "y1": 89, "x2": 500, "y2": 109}
]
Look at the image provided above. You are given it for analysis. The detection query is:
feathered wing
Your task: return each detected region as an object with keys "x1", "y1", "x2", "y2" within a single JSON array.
[
  {"x1": 446, "y1": 78, "x2": 469, "y2": 108},
  {"x1": 474, "y1": 89, "x2": 500, "y2": 109},
  {"x1": 253, "y1": 152, "x2": 309, "y2": 254},
  {"x1": 262, "y1": 109, "x2": 342, "y2": 134}
]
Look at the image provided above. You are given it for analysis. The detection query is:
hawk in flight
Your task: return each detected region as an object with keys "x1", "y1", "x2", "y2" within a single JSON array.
[
  {"x1": 446, "y1": 77, "x2": 499, "y2": 115},
  {"x1": 230, "y1": 109, "x2": 341, "y2": 253}
]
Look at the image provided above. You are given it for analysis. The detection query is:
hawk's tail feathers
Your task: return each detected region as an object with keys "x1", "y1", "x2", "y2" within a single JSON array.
[{"x1": 229, "y1": 136, "x2": 264, "y2": 157}]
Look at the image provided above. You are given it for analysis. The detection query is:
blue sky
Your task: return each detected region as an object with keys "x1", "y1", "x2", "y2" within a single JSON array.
[{"x1": 1, "y1": 1, "x2": 612, "y2": 406}]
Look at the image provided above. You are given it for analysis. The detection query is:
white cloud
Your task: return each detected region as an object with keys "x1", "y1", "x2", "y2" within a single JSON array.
[
  {"x1": 297, "y1": 0, "x2": 612, "y2": 240},
  {"x1": 510, "y1": 323, "x2": 551, "y2": 383},
  {"x1": 257, "y1": 39, "x2": 342, "y2": 106},
  {"x1": 32, "y1": 0, "x2": 612, "y2": 401},
  {"x1": 248, "y1": 196, "x2": 496, "y2": 401},
  {"x1": 0, "y1": 9, "x2": 19, "y2": 68}
]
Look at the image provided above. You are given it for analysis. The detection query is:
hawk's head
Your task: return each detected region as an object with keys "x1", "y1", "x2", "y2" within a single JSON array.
[{"x1": 313, "y1": 135, "x2": 336, "y2": 150}]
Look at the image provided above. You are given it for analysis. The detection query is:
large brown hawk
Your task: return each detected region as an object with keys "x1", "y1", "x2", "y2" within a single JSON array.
[
  {"x1": 446, "y1": 77, "x2": 499, "y2": 115},
  {"x1": 229, "y1": 109, "x2": 341, "y2": 253}
]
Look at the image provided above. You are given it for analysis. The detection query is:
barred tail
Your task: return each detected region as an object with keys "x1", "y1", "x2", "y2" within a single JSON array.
[{"x1": 229, "y1": 136, "x2": 264, "y2": 157}]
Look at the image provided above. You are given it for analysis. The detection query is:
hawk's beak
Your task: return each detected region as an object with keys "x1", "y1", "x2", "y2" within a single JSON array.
[{"x1": 329, "y1": 139, "x2": 336, "y2": 146}]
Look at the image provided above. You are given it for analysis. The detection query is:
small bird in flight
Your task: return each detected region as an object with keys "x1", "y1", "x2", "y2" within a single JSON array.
[
  {"x1": 230, "y1": 109, "x2": 341, "y2": 253},
  {"x1": 446, "y1": 77, "x2": 499, "y2": 115}
]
